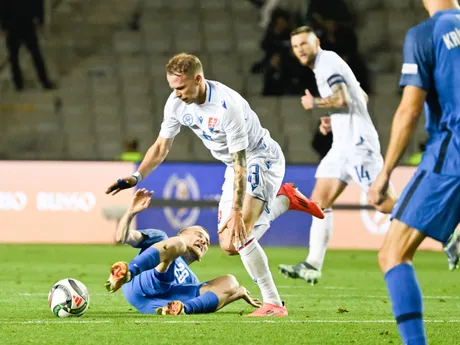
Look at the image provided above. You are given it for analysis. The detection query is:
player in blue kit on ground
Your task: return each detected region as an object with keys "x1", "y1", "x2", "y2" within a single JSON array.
[
  {"x1": 368, "y1": 1, "x2": 460, "y2": 344},
  {"x1": 105, "y1": 189, "x2": 261, "y2": 315}
]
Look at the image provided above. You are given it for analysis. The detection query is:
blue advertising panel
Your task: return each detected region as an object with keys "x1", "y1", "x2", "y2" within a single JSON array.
[{"x1": 136, "y1": 163, "x2": 317, "y2": 247}]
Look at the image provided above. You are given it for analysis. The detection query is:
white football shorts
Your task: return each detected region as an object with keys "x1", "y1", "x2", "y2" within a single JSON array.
[
  {"x1": 315, "y1": 143, "x2": 384, "y2": 191},
  {"x1": 218, "y1": 137, "x2": 285, "y2": 230}
]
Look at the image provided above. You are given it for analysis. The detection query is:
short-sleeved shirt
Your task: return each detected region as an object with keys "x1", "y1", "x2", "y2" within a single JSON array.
[
  {"x1": 400, "y1": 9, "x2": 460, "y2": 176},
  {"x1": 159, "y1": 80, "x2": 269, "y2": 165},
  {"x1": 314, "y1": 50, "x2": 379, "y2": 149}
]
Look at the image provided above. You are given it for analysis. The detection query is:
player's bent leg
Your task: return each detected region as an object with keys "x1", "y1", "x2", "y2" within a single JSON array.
[
  {"x1": 158, "y1": 276, "x2": 239, "y2": 315},
  {"x1": 156, "y1": 275, "x2": 261, "y2": 315},
  {"x1": 277, "y1": 182, "x2": 325, "y2": 219},
  {"x1": 105, "y1": 237, "x2": 185, "y2": 293},
  {"x1": 198, "y1": 274, "x2": 240, "y2": 311},
  {"x1": 378, "y1": 219, "x2": 426, "y2": 273},
  {"x1": 220, "y1": 194, "x2": 287, "y2": 315},
  {"x1": 218, "y1": 192, "x2": 265, "y2": 254},
  {"x1": 279, "y1": 178, "x2": 346, "y2": 284},
  {"x1": 310, "y1": 178, "x2": 348, "y2": 210},
  {"x1": 378, "y1": 219, "x2": 427, "y2": 345}
]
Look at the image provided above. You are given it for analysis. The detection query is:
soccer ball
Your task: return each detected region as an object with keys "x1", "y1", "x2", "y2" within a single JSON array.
[{"x1": 48, "y1": 278, "x2": 90, "y2": 317}]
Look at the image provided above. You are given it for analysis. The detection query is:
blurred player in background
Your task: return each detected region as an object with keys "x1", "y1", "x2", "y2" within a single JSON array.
[
  {"x1": 278, "y1": 26, "x2": 396, "y2": 284},
  {"x1": 105, "y1": 189, "x2": 261, "y2": 315},
  {"x1": 106, "y1": 53, "x2": 323, "y2": 317},
  {"x1": 368, "y1": 1, "x2": 460, "y2": 344}
]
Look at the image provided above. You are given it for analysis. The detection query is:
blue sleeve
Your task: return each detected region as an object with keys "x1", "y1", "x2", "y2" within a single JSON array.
[
  {"x1": 134, "y1": 229, "x2": 169, "y2": 251},
  {"x1": 399, "y1": 25, "x2": 434, "y2": 91}
]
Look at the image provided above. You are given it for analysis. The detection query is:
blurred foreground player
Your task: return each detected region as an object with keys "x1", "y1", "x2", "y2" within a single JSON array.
[
  {"x1": 105, "y1": 189, "x2": 261, "y2": 315},
  {"x1": 368, "y1": 1, "x2": 460, "y2": 344},
  {"x1": 106, "y1": 53, "x2": 323, "y2": 317}
]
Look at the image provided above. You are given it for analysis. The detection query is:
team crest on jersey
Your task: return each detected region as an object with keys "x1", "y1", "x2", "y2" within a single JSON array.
[
  {"x1": 183, "y1": 113, "x2": 194, "y2": 126},
  {"x1": 208, "y1": 117, "x2": 218, "y2": 132}
]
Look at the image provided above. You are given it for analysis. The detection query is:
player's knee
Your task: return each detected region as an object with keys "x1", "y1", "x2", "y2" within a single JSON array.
[
  {"x1": 219, "y1": 241, "x2": 238, "y2": 256},
  {"x1": 378, "y1": 247, "x2": 409, "y2": 273},
  {"x1": 219, "y1": 229, "x2": 239, "y2": 255},
  {"x1": 222, "y1": 274, "x2": 239, "y2": 295}
]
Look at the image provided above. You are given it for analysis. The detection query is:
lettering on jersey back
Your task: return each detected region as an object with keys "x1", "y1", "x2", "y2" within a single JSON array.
[
  {"x1": 175, "y1": 261, "x2": 190, "y2": 284},
  {"x1": 442, "y1": 28, "x2": 460, "y2": 50}
]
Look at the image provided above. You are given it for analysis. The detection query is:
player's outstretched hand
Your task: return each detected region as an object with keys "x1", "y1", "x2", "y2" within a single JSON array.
[
  {"x1": 106, "y1": 176, "x2": 137, "y2": 195},
  {"x1": 219, "y1": 210, "x2": 247, "y2": 250},
  {"x1": 239, "y1": 287, "x2": 262, "y2": 308},
  {"x1": 368, "y1": 171, "x2": 390, "y2": 206},
  {"x1": 128, "y1": 188, "x2": 154, "y2": 214}
]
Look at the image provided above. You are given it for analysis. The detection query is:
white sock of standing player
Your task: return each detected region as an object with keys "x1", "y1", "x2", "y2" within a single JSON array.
[
  {"x1": 251, "y1": 195, "x2": 289, "y2": 240},
  {"x1": 305, "y1": 209, "x2": 333, "y2": 270},
  {"x1": 239, "y1": 237, "x2": 283, "y2": 307}
]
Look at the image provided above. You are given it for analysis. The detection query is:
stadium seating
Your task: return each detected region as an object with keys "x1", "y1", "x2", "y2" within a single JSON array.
[{"x1": 0, "y1": 0, "x2": 428, "y2": 162}]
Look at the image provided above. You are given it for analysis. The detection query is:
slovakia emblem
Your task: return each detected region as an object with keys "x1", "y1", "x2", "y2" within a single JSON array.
[
  {"x1": 183, "y1": 113, "x2": 193, "y2": 126},
  {"x1": 208, "y1": 117, "x2": 218, "y2": 132}
]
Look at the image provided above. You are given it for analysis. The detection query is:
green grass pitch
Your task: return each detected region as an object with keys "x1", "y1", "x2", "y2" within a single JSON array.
[{"x1": 0, "y1": 244, "x2": 459, "y2": 344}]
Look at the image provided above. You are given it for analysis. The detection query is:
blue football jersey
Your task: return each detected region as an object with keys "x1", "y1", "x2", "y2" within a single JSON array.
[
  {"x1": 133, "y1": 229, "x2": 199, "y2": 285},
  {"x1": 400, "y1": 9, "x2": 460, "y2": 176}
]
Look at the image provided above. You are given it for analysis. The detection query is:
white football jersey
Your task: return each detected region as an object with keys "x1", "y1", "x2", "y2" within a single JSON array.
[
  {"x1": 159, "y1": 80, "x2": 270, "y2": 165},
  {"x1": 314, "y1": 50, "x2": 379, "y2": 149}
]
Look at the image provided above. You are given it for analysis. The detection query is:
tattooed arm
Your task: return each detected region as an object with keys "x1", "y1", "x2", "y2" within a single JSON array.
[
  {"x1": 301, "y1": 82, "x2": 351, "y2": 114},
  {"x1": 231, "y1": 149, "x2": 247, "y2": 212}
]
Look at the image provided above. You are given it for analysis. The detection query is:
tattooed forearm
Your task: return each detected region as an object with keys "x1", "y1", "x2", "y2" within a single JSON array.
[
  {"x1": 313, "y1": 83, "x2": 351, "y2": 113},
  {"x1": 232, "y1": 150, "x2": 247, "y2": 212}
]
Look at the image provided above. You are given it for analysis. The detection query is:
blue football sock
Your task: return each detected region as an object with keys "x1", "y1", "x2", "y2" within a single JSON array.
[
  {"x1": 183, "y1": 292, "x2": 219, "y2": 314},
  {"x1": 385, "y1": 263, "x2": 427, "y2": 345},
  {"x1": 128, "y1": 247, "x2": 160, "y2": 277}
]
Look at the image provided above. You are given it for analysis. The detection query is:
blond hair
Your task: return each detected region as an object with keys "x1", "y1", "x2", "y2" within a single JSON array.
[
  {"x1": 178, "y1": 225, "x2": 209, "y2": 236},
  {"x1": 166, "y1": 53, "x2": 203, "y2": 77},
  {"x1": 290, "y1": 25, "x2": 315, "y2": 37}
]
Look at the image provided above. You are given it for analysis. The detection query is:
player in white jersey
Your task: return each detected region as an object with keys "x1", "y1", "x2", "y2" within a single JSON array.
[
  {"x1": 278, "y1": 26, "x2": 397, "y2": 284},
  {"x1": 106, "y1": 53, "x2": 323, "y2": 316}
]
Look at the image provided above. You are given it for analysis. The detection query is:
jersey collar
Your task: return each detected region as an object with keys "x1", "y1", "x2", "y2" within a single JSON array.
[
  {"x1": 313, "y1": 49, "x2": 323, "y2": 73},
  {"x1": 204, "y1": 80, "x2": 212, "y2": 104}
]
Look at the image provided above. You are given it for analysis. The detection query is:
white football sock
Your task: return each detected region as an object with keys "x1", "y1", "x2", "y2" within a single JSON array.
[
  {"x1": 239, "y1": 238, "x2": 282, "y2": 306},
  {"x1": 252, "y1": 224, "x2": 269, "y2": 241},
  {"x1": 306, "y1": 209, "x2": 333, "y2": 270},
  {"x1": 252, "y1": 195, "x2": 289, "y2": 241},
  {"x1": 268, "y1": 195, "x2": 290, "y2": 222}
]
